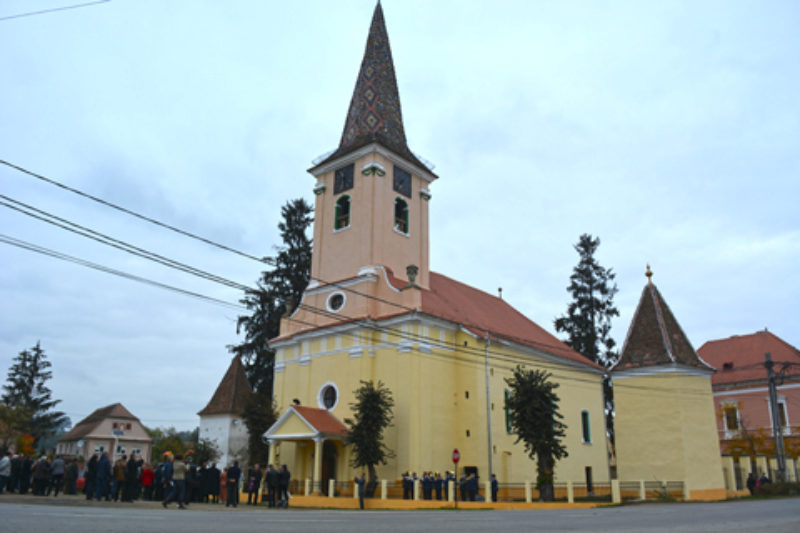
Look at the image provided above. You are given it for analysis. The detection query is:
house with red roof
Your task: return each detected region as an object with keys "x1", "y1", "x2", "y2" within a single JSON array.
[
  {"x1": 697, "y1": 330, "x2": 800, "y2": 470},
  {"x1": 57, "y1": 402, "x2": 151, "y2": 461},
  {"x1": 264, "y1": 3, "x2": 609, "y2": 496}
]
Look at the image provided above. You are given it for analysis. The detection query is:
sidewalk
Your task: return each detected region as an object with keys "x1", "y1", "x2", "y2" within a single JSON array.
[{"x1": 0, "y1": 492, "x2": 604, "y2": 511}]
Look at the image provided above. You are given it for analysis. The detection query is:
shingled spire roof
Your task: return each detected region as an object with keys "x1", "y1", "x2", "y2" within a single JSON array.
[
  {"x1": 314, "y1": 2, "x2": 429, "y2": 172},
  {"x1": 197, "y1": 355, "x2": 253, "y2": 416},
  {"x1": 612, "y1": 267, "x2": 714, "y2": 373}
]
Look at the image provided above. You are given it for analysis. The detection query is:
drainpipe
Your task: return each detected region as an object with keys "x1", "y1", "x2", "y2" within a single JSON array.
[{"x1": 485, "y1": 336, "x2": 494, "y2": 482}]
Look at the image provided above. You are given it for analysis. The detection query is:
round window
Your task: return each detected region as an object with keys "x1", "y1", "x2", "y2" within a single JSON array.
[
  {"x1": 326, "y1": 291, "x2": 346, "y2": 312},
  {"x1": 318, "y1": 382, "x2": 339, "y2": 410}
]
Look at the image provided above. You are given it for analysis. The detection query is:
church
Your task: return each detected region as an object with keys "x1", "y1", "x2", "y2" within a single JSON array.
[{"x1": 263, "y1": 3, "x2": 610, "y2": 493}]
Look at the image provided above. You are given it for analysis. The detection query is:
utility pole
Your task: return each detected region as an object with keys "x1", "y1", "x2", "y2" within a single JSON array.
[{"x1": 764, "y1": 352, "x2": 787, "y2": 481}]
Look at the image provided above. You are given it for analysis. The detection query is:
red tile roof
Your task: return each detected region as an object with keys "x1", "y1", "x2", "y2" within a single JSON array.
[
  {"x1": 613, "y1": 280, "x2": 713, "y2": 372},
  {"x1": 198, "y1": 356, "x2": 253, "y2": 416},
  {"x1": 697, "y1": 330, "x2": 800, "y2": 387},
  {"x1": 421, "y1": 272, "x2": 597, "y2": 368},
  {"x1": 293, "y1": 406, "x2": 348, "y2": 436}
]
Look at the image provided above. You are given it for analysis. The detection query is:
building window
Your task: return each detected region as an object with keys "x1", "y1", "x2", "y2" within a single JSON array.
[
  {"x1": 724, "y1": 405, "x2": 740, "y2": 431},
  {"x1": 394, "y1": 197, "x2": 409, "y2": 234},
  {"x1": 504, "y1": 389, "x2": 513, "y2": 434},
  {"x1": 335, "y1": 195, "x2": 351, "y2": 230},
  {"x1": 581, "y1": 410, "x2": 591, "y2": 443},
  {"x1": 116, "y1": 444, "x2": 126, "y2": 455},
  {"x1": 317, "y1": 381, "x2": 339, "y2": 410},
  {"x1": 126, "y1": 423, "x2": 132, "y2": 430},
  {"x1": 326, "y1": 291, "x2": 346, "y2": 313}
]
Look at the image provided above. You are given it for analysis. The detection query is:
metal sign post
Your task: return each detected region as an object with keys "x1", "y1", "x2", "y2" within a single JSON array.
[{"x1": 452, "y1": 448, "x2": 460, "y2": 509}]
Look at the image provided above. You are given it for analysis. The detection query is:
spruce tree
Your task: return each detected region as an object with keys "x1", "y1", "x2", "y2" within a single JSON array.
[
  {"x1": 505, "y1": 366, "x2": 567, "y2": 501},
  {"x1": 554, "y1": 234, "x2": 619, "y2": 367},
  {"x1": 230, "y1": 198, "x2": 312, "y2": 464},
  {"x1": 2, "y1": 342, "x2": 68, "y2": 449},
  {"x1": 554, "y1": 233, "x2": 619, "y2": 452},
  {"x1": 345, "y1": 380, "x2": 395, "y2": 497}
]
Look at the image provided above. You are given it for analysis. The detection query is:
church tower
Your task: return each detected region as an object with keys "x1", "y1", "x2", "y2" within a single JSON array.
[
  {"x1": 611, "y1": 267, "x2": 726, "y2": 500},
  {"x1": 279, "y1": 2, "x2": 436, "y2": 338}
]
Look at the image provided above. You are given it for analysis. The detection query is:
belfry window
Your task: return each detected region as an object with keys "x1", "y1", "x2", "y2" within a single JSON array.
[
  {"x1": 394, "y1": 197, "x2": 408, "y2": 234},
  {"x1": 581, "y1": 410, "x2": 591, "y2": 443},
  {"x1": 335, "y1": 195, "x2": 351, "y2": 230}
]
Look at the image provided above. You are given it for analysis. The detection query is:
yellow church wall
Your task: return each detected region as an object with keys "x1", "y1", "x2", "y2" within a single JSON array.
[
  {"x1": 273, "y1": 321, "x2": 609, "y2": 487},
  {"x1": 613, "y1": 372, "x2": 725, "y2": 497}
]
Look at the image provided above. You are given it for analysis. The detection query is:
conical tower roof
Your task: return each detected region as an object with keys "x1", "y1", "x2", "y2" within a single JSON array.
[
  {"x1": 313, "y1": 2, "x2": 429, "y2": 172},
  {"x1": 198, "y1": 355, "x2": 253, "y2": 416},
  {"x1": 612, "y1": 267, "x2": 714, "y2": 373}
]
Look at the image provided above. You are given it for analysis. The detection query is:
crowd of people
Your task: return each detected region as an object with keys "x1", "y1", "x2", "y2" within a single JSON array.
[
  {"x1": 0, "y1": 450, "x2": 292, "y2": 509},
  {"x1": 400, "y1": 471, "x2": 498, "y2": 502}
]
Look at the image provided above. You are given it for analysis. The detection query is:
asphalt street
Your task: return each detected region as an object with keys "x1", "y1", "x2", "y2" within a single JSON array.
[{"x1": 1, "y1": 496, "x2": 799, "y2": 532}]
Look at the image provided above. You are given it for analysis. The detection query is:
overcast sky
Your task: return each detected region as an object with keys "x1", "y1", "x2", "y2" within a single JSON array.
[{"x1": 1, "y1": 0, "x2": 798, "y2": 432}]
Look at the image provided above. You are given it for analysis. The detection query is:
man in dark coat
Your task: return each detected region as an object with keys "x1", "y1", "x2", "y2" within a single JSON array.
[
  {"x1": 84, "y1": 454, "x2": 97, "y2": 499},
  {"x1": 265, "y1": 464, "x2": 279, "y2": 507},
  {"x1": 95, "y1": 452, "x2": 111, "y2": 501},
  {"x1": 65, "y1": 458, "x2": 79, "y2": 494},
  {"x1": 124, "y1": 453, "x2": 138, "y2": 501},
  {"x1": 226, "y1": 461, "x2": 241, "y2": 507},
  {"x1": 355, "y1": 472, "x2": 366, "y2": 510},
  {"x1": 246, "y1": 463, "x2": 262, "y2": 505},
  {"x1": 207, "y1": 463, "x2": 221, "y2": 503},
  {"x1": 278, "y1": 464, "x2": 291, "y2": 507},
  {"x1": 19, "y1": 456, "x2": 33, "y2": 494}
]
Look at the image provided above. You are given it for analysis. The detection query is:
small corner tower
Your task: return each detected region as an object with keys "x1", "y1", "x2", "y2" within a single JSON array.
[
  {"x1": 610, "y1": 266, "x2": 726, "y2": 500},
  {"x1": 198, "y1": 355, "x2": 253, "y2": 468},
  {"x1": 307, "y1": 2, "x2": 436, "y2": 291}
]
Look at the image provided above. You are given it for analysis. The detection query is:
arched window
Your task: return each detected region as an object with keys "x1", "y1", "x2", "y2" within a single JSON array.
[
  {"x1": 335, "y1": 195, "x2": 350, "y2": 230},
  {"x1": 394, "y1": 197, "x2": 408, "y2": 234}
]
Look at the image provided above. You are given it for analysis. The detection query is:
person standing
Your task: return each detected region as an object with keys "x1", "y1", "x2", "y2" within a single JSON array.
[
  {"x1": 246, "y1": 463, "x2": 262, "y2": 505},
  {"x1": 207, "y1": 463, "x2": 220, "y2": 503},
  {"x1": 491, "y1": 474, "x2": 498, "y2": 502},
  {"x1": 65, "y1": 458, "x2": 79, "y2": 494},
  {"x1": 19, "y1": 455, "x2": 32, "y2": 494},
  {"x1": 112, "y1": 455, "x2": 126, "y2": 501},
  {"x1": 355, "y1": 472, "x2": 366, "y2": 510},
  {"x1": 96, "y1": 452, "x2": 111, "y2": 501},
  {"x1": 141, "y1": 464, "x2": 154, "y2": 500},
  {"x1": 124, "y1": 453, "x2": 138, "y2": 502},
  {"x1": 226, "y1": 461, "x2": 241, "y2": 508},
  {"x1": 433, "y1": 472, "x2": 443, "y2": 501},
  {"x1": 84, "y1": 454, "x2": 97, "y2": 500},
  {"x1": 278, "y1": 464, "x2": 291, "y2": 508},
  {"x1": 265, "y1": 464, "x2": 279, "y2": 507},
  {"x1": 49, "y1": 455, "x2": 65, "y2": 496},
  {"x1": 0, "y1": 452, "x2": 10, "y2": 494}
]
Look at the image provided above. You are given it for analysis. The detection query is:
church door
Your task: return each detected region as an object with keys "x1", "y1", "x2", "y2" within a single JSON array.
[{"x1": 320, "y1": 440, "x2": 338, "y2": 496}]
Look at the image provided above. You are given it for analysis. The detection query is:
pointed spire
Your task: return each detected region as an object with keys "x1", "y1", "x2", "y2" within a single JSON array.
[
  {"x1": 197, "y1": 356, "x2": 253, "y2": 416},
  {"x1": 315, "y1": 2, "x2": 427, "y2": 171},
  {"x1": 612, "y1": 278, "x2": 714, "y2": 372}
]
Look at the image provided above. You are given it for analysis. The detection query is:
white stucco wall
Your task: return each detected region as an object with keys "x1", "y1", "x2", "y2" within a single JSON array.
[{"x1": 199, "y1": 414, "x2": 249, "y2": 469}]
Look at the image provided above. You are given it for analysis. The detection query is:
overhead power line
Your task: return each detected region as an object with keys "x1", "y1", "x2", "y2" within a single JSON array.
[
  {"x1": 0, "y1": 159, "x2": 269, "y2": 264},
  {"x1": 0, "y1": 194, "x2": 253, "y2": 292},
  {"x1": 0, "y1": 233, "x2": 244, "y2": 310},
  {"x1": 0, "y1": 0, "x2": 110, "y2": 22}
]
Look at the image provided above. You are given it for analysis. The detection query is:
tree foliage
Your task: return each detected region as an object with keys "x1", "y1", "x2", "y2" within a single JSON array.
[
  {"x1": 241, "y1": 391, "x2": 278, "y2": 467},
  {"x1": 554, "y1": 234, "x2": 619, "y2": 367},
  {"x1": 148, "y1": 427, "x2": 220, "y2": 465},
  {"x1": 505, "y1": 366, "x2": 567, "y2": 501},
  {"x1": 229, "y1": 198, "x2": 313, "y2": 396},
  {"x1": 345, "y1": 380, "x2": 395, "y2": 496},
  {"x1": 2, "y1": 342, "x2": 69, "y2": 450}
]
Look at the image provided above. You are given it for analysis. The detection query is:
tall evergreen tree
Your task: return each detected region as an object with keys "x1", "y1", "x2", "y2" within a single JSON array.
[
  {"x1": 345, "y1": 380, "x2": 395, "y2": 497},
  {"x1": 229, "y1": 198, "x2": 312, "y2": 464},
  {"x1": 554, "y1": 234, "x2": 619, "y2": 367},
  {"x1": 505, "y1": 366, "x2": 567, "y2": 501},
  {"x1": 554, "y1": 233, "x2": 619, "y2": 453},
  {"x1": 229, "y1": 198, "x2": 313, "y2": 396},
  {"x1": 2, "y1": 342, "x2": 68, "y2": 449}
]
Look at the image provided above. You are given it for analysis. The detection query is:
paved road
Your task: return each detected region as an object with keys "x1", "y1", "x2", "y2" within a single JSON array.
[{"x1": 2, "y1": 496, "x2": 799, "y2": 532}]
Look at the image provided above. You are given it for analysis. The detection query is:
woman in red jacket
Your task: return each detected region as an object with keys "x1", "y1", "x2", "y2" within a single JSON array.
[{"x1": 141, "y1": 464, "x2": 155, "y2": 501}]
